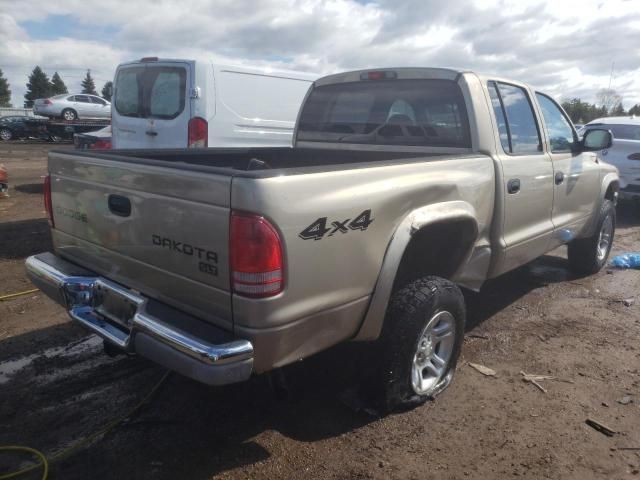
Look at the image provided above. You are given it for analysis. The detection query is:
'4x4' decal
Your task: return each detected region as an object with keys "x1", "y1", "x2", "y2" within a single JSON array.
[{"x1": 299, "y1": 210, "x2": 374, "y2": 241}]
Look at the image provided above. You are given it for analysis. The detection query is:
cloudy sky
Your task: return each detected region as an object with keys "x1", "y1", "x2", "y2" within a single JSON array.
[{"x1": 0, "y1": 0, "x2": 638, "y2": 108}]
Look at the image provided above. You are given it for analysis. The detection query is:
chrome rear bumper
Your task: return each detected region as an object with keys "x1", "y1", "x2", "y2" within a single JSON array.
[{"x1": 25, "y1": 252, "x2": 253, "y2": 385}]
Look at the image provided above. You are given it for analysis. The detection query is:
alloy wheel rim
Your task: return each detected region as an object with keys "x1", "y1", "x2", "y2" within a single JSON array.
[
  {"x1": 64, "y1": 111, "x2": 75, "y2": 120},
  {"x1": 411, "y1": 310, "x2": 456, "y2": 395},
  {"x1": 0, "y1": 129, "x2": 10, "y2": 141},
  {"x1": 596, "y1": 214, "x2": 613, "y2": 262}
]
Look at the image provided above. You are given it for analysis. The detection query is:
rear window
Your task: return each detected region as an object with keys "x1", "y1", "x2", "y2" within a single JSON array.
[
  {"x1": 114, "y1": 66, "x2": 187, "y2": 119},
  {"x1": 586, "y1": 123, "x2": 640, "y2": 141},
  {"x1": 297, "y1": 79, "x2": 471, "y2": 148}
]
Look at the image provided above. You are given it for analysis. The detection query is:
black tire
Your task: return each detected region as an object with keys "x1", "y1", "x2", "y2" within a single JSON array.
[
  {"x1": 567, "y1": 199, "x2": 615, "y2": 275},
  {"x1": 61, "y1": 108, "x2": 77, "y2": 121},
  {"x1": 376, "y1": 276, "x2": 465, "y2": 412},
  {"x1": 0, "y1": 128, "x2": 12, "y2": 141}
]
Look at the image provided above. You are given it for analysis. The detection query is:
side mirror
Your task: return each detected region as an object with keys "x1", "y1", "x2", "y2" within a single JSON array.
[{"x1": 582, "y1": 128, "x2": 613, "y2": 151}]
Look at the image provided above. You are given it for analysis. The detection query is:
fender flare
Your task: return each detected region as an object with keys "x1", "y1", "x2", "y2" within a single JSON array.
[
  {"x1": 353, "y1": 201, "x2": 479, "y2": 341},
  {"x1": 582, "y1": 173, "x2": 619, "y2": 238}
]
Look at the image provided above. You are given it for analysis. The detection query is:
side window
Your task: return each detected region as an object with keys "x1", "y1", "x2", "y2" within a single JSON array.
[
  {"x1": 488, "y1": 83, "x2": 510, "y2": 153},
  {"x1": 75, "y1": 95, "x2": 90, "y2": 103},
  {"x1": 490, "y1": 82, "x2": 542, "y2": 154},
  {"x1": 535, "y1": 93, "x2": 576, "y2": 152},
  {"x1": 90, "y1": 96, "x2": 106, "y2": 105},
  {"x1": 68, "y1": 96, "x2": 76, "y2": 102}
]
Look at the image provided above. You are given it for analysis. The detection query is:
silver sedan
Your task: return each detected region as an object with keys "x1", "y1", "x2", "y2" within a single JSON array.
[{"x1": 34, "y1": 94, "x2": 111, "y2": 120}]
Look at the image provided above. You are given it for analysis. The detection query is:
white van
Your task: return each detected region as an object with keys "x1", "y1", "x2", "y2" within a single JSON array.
[{"x1": 111, "y1": 58, "x2": 317, "y2": 149}]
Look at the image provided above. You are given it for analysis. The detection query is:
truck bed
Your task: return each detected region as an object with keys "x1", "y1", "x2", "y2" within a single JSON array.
[{"x1": 60, "y1": 147, "x2": 480, "y2": 177}]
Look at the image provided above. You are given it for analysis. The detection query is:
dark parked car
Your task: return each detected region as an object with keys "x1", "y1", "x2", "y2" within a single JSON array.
[
  {"x1": 73, "y1": 125, "x2": 111, "y2": 149},
  {"x1": 0, "y1": 116, "x2": 48, "y2": 141}
]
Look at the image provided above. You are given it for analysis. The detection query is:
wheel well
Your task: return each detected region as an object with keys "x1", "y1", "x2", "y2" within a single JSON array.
[
  {"x1": 392, "y1": 219, "x2": 477, "y2": 292},
  {"x1": 605, "y1": 181, "x2": 619, "y2": 201}
]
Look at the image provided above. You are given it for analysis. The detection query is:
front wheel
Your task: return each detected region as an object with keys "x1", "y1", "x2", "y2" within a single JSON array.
[
  {"x1": 0, "y1": 128, "x2": 12, "y2": 141},
  {"x1": 567, "y1": 199, "x2": 616, "y2": 275},
  {"x1": 376, "y1": 276, "x2": 465, "y2": 412}
]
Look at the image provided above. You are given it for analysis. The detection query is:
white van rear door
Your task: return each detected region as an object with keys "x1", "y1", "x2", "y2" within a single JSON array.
[{"x1": 112, "y1": 61, "x2": 193, "y2": 148}]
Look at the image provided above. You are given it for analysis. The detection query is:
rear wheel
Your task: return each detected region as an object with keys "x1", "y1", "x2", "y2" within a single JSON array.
[
  {"x1": 376, "y1": 276, "x2": 465, "y2": 412},
  {"x1": 0, "y1": 128, "x2": 12, "y2": 141},
  {"x1": 62, "y1": 109, "x2": 77, "y2": 121},
  {"x1": 568, "y1": 199, "x2": 615, "y2": 275}
]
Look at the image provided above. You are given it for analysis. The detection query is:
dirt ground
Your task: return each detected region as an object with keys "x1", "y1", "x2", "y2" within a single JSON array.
[{"x1": 0, "y1": 142, "x2": 639, "y2": 480}]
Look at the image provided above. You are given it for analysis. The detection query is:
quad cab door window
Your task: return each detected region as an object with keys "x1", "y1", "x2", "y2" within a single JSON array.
[
  {"x1": 535, "y1": 92, "x2": 600, "y2": 242},
  {"x1": 487, "y1": 81, "x2": 554, "y2": 275}
]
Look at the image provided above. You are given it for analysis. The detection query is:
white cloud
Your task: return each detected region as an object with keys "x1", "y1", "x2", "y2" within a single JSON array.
[{"x1": 0, "y1": 0, "x2": 638, "y2": 108}]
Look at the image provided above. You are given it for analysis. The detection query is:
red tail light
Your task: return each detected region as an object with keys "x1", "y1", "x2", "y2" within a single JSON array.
[
  {"x1": 188, "y1": 117, "x2": 208, "y2": 148},
  {"x1": 44, "y1": 175, "x2": 54, "y2": 228},
  {"x1": 90, "y1": 139, "x2": 112, "y2": 150},
  {"x1": 230, "y1": 212, "x2": 284, "y2": 298},
  {"x1": 43, "y1": 99, "x2": 52, "y2": 105},
  {"x1": 628, "y1": 153, "x2": 640, "y2": 161}
]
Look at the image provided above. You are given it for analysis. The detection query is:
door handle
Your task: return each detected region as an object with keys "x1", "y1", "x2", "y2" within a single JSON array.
[
  {"x1": 145, "y1": 130, "x2": 158, "y2": 137},
  {"x1": 108, "y1": 194, "x2": 131, "y2": 217},
  {"x1": 507, "y1": 178, "x2": 520, "y2": 194},
  {"x1": 555, "y1": 172, "x2": 565, "y2": 185}
]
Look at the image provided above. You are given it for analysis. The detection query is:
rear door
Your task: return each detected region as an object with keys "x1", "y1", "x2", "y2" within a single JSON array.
[
  {"x1": 487, "y1": 81, "x2": 555, "y2": 274},
  {"x1": 112, "y1": 61, "x2": 192, "y2": 148},
  {"x1": 535, "y1": 93, "x2": 601, "y2": 247},
  {"x1": 74, "y1": 95, "x2": 93, "y2": 117}
]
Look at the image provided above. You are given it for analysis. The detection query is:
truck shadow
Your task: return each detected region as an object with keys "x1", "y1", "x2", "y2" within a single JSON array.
[
  {"x1": 464, "y1": 253, "x2": 570, "y2": 332},
  {"x1": 0, "y1": 218, "x2": 51, "y2": 259},
  {"x1": 617, "y1": 201, "x2": 639, "y2": 228},
  {"x1": 14, "y1": 182, "x2": 44, "y2": 194},
  {"x1": 0, "y1": 322, "x2": 374, "y2": 480}
]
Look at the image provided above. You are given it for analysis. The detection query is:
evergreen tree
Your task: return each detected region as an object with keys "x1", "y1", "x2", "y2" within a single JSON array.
[
  {"x1": 610, "y1": 103, "x2": 626, "y2": 116},
  {"x1": 628, "y1": 104, "x2": 640, "y2": 116},
  {"x1": 50, "y1": 72, "x2": 68, "y2": 95},
  {"x1": 24, "y1": 66, "x2": 51, "y2": 107},
  {"x1": 81, "y1": 70, "x2": 97, "y2": 95},
  {"x1": 0, "y1": 69, "x2": 11, "y2": 107},
  {"x1": 101, "y1": 81, "x2": 113, "y2": 101}
]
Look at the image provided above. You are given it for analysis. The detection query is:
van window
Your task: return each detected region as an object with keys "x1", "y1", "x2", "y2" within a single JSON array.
[
  {"x1": 218, "y1": 70, "x2": 310, "y2": 122},
  {"x1": 115, "y1": 66, "x2": 187, "y2": 119},
  {"x1": 297, "y1": 79, "x2": 471, "y2": 148}
]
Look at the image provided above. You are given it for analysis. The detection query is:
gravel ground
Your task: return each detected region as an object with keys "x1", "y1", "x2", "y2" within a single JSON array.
[{"x1": 0, "y1": 142, "x2": 639, "y2": 480}]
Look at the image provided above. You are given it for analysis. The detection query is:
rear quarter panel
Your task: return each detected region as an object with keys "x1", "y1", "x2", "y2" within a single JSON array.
[{"x1": 230, "y1": 155, "x2": 495, "y2": 331}]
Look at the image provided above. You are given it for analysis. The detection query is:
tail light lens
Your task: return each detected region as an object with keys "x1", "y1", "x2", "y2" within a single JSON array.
[
  {"x1": 230, "y1": 212, "x2": 283, "y2": 298},
  {"x1": 44, "y1": 175, "x2": 54, "y2": 228},
  {"x1": 627, "y1": 153, "x2": 640, "y2": 161},
  {"x1": 188, "y1": 117, "x2": 208, "y2": 148},
  {"x1": 90, "y1": 139, "x2": 112, "y2": 150},
  {"x1": 43, "y1": 99, "x2": 52, "y2": 105}
]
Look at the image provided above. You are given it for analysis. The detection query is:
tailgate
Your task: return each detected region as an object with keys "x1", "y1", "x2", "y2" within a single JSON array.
[{"x1": 48, "y1": 151, "x2": 232, "y2": 328}]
